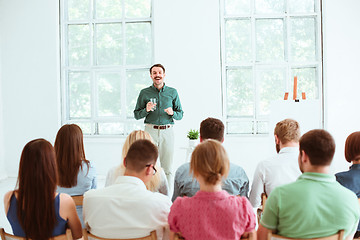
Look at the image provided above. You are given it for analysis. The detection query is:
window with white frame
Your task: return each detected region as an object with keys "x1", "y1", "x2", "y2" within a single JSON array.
[
  {"x1": 220, "y1": 0, "x2": 322, "y2": 135},
  {"x1": 60, "y1": 0, "x2": 152, "y2": 135}
]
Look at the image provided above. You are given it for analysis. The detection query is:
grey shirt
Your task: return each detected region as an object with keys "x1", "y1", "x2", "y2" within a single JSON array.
[{"x1": 172, "y1": 162, "x2": 249, "y2": 202}]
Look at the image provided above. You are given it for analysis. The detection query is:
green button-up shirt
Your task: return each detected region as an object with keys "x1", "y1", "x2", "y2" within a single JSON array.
[{"x1": 134, "y1": 84, "x2": 183, "y2": 125}]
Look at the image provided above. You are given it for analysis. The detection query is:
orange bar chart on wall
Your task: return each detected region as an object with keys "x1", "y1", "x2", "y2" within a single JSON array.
[
  {"x1": 284, "y1": 92, "x2": 289, "y2": 100},
  {"x1": 302, "y1": 92, "x2": 306, "y2": 100},
  {"x1": 293, "y1": 76, "x2": 298, "y2": 100}
]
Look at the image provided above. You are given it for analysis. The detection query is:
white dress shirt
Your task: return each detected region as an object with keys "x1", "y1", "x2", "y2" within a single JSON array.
[
  {"x1": 83, "y1": 176, "x2": 171, "y2": 240},
  {"x1": 249, "y1": 147, "x2": 302, "y2": 208}
]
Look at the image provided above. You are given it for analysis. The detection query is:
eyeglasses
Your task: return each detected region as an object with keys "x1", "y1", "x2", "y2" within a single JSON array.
[{"x1": 145, "y1": 164, "x2": 157, "y2": 175}]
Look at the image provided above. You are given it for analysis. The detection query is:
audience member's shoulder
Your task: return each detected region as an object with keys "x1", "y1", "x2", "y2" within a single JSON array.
[
  {"x1": 229, "y1": 162, "x2": 246, "y2": 172},
  {"x1": 83, "y1": 188, "x2": 100, "y2": 198},
  {"x1": 146, "y1": 191, "x2": 172, "y2": 208},
  {"x1": 335, "y1": 169, "x2": 349, "y2": 179},
  {"x1": 176, "y1": 162, "x2": 190, "y2": 174},
  {"x1": 59, "y1": 192, "x2": 73, "y2": 205}
]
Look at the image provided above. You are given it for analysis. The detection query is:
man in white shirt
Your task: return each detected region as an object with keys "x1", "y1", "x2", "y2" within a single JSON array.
[
  {"x1": 83, "y1": 139, "x2": 171, "y2": 240},
  {"x1": 249, "y1": 118, "x2": 302, "y2": 208}
]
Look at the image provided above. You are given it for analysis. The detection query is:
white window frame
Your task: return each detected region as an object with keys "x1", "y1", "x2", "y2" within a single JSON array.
[
  {"x1": 220, "y1": 0, "x2": 323, "y2": 135},
  {"x1": 60, "y1": 0, "x2": 154, "y2": 136}
]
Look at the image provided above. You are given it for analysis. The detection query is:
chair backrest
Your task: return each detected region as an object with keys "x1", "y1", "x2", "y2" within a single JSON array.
[
  {"x1": 174, "y1": 230, "x2": 255, "y2": 240},
  {"x1": 0, "y1": 228, "x2": 72, "y2": 240},
  {"x1": 71, "y1": 195, "x2": 84, "y2": 206},
  {"x1": 82, "y1": 229, "x2": 157, "y2": 240},
  {"x1": 267, "y1": 230, "x2": 344, "y2": 240},
  {"x1": 257, "y1": 193, "x2": 268, "y2": 223}
]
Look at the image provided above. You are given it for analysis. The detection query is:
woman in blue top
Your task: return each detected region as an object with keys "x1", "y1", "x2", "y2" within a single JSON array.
[
  {"x1": 336, "y1": 131, "x2": 360, "y2": 238},
  {"x1": 3, "y1": 139, "x2": 82, "y2": 240},
  {"x1": 55, "y1": 124, "x2": 97, "y2": 227}
]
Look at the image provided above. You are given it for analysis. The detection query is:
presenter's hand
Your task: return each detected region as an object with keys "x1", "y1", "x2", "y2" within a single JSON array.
[
  {"x1": 146, "y1": 102, "x2": 156, "y2": 112},
  {"x1": 164, "y1": 107, "x2": 174, "y2": 116}
]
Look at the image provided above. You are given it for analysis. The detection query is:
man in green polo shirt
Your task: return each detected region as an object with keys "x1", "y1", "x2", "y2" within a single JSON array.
[
  {"x1": 258, "y1": 129, "x2": 360, "y2": 240},
  {"x1": 134, "y1": 64, "x2": 183, "y2": 184}
]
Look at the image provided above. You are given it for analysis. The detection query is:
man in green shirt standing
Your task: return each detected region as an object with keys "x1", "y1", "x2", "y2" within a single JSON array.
[
  {"x1": 134, "y1": 64, "x2": 183, "y2": 185},
  {"x1": 257, "y1": 129, "x2": 360, "y2": 240}
]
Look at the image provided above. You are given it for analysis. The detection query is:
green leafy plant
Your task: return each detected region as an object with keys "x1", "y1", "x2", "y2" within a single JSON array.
[{"x1": 187, "y1": 129, "x2": 199, "y2": 140}]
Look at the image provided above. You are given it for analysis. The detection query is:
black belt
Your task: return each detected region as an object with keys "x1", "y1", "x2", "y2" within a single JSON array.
[{"x1": 153, "y1": 125, "x2": 171, "y2": 130}]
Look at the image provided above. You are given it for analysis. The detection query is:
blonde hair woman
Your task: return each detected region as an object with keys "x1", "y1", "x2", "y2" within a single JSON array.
[
  {"x1": 168, "y1": 140, "x2": 256, "y2": 239},
  {"x1": 105, "y1": 130, "x2": 169, "y2": 195}
]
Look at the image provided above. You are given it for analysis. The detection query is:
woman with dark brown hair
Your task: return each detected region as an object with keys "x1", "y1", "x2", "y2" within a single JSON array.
[
  {"x1": 55, "y1": 124, "x2": 97, "y2": 227},
  {"x1": 3, "y1": 139, "x2": 82, "y2": 240}
]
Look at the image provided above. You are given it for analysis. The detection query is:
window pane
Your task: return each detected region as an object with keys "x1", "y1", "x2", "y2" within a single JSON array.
[
  {"x1": 69, "y1": 72, "x2": 91, "y2": 118},
  {"x1": 73, "y1": 122, "x2": 92, "y2": 135},
  {"x1": 68, "y1": 0, "x2": 89, "y2": 21},
  {"x1": 125, "y1": 0, "x2": 151, "y2": 18},
  {"x1": 225, "y1": 0, "x2": 250, "y2": 15},
  {"x1": 255, "y1": 0, "x2": 284, "y2": 14},
  {"x1": 98, "y1": 122, "x2": 124, "y2": 135},
  {"x1": 125, "y1": 121, "x2": 143, "y2": 135},
  {"x1": 225, "y1": 20, "x2": 251, "y2": 63},
  {"x1": 227, "y1": 121, "x2": 253, "y2": 134},
  {"x1": 126, "y1": 69, "x2": 149, "y2": 118},
  {"x1": 126, "y1": 23, "x2": 151, "y2": 65},
  {"x1": 290, "y1": 18, "x2": 316, "y2": 62},
  {"x1": 256, "y1": 121, "x2": 268, "y2": 134},
  {"x1": 96, "y1": 24, "x2": 122, "y2": 66},
  {"x1": 256, "y1": 19, "x2": 284, "y2": 62},
  {"x1": 292, "y1": 68, "x2": 318, "y2": 99},
  {"x1": 227, "y1": 69, "x2": 253, "y2": 117},
  {"x1": 96, "y1": 72, "x2": 121, "y2": 117},
  {"x1": 68, "y1": 25, "x2": 91, "y2": 67},
  {"x1": 289, "y1": 0, "x2": 315, "y2": 13},
  {"x1": 95, "y1": 0, "x2": 122, "y2": 19},
  {"x1": 257, "y1": 68, "x2": 286, "y2": 116}
]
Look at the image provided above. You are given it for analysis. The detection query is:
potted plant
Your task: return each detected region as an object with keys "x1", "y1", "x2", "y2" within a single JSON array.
[{"x1": 187, "y1": 129, "x2": 199, "y2": 148}]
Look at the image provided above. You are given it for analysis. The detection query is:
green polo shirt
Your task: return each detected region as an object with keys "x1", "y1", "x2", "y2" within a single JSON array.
[
  {"x1": 134, "y1": 84, "x2": 183, "y2": 125},
  {"x1": 261, "y1": 172, "x2": 360, "y2": 239}
]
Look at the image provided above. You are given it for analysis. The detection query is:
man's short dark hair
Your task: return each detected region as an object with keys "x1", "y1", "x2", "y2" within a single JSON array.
[
  {"x1": 150, "y1": 64, "x2": 165, "y2": 73},
  {"x1": 125, "y1": 139, "x2": 158, "y2": 173},
  {"x1": 299, "y1": 129, "x2": 335, "y2": 166},
  {"x1": 200, "y1": 118, "x2": 224, "y2": 142}
]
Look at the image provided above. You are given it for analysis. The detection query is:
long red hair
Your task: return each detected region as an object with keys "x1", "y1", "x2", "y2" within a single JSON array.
[
  {"x1": 54, "y1": 124, "x2": 89, "y2": 187},
  {"x1": 16, "y1": 138, "x2": 58, "y2": 240}
]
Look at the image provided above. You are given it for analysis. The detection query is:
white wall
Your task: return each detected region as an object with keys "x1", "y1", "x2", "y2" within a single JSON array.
[
  {"x1": 0, "y1": 0, "x2": 61, "y2": 176},
  {"x1": 323, "y1": 0, "x2": 360, "y2": 173},
  {"x1": 0, "y1": 28, "x2": 6, "y2": 180},
  {"x1": 0, "y1": 0, "x2": 359, "y2": 184}
]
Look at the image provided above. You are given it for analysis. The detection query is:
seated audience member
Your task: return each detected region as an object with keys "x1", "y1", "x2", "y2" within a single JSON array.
[
  {"x1": 3, "y1": 139, "x2": 82, "y2": 240},
  {"x1": 257, "y1": 129, "x2": 360, "y2": 240},
  {"x1": 55, "y1": 124, "x2": 97, "y2": 227},
  {"x1": 172, "y1": 117, "x2": 249, "y2": 202},
  {"x1": 83, "y1": 139, "x2": 171, "y2": 240},
  {"x1": 168, "y1": 140, "x2": 256, "y2": 239},
  {"x1": 105, "y1": 130, "x2": 168, "y2": 195},
  {"x1": 249, "y1": 119, "x2": 301, "y2": 208},
  {"x1": 336, "y1": 131, "x2": 360, "y2": 238}
]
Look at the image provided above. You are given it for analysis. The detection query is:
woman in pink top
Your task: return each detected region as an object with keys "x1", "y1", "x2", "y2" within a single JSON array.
[{"x1": 168, "y1": 139, "x2": 256, "y2": 240}]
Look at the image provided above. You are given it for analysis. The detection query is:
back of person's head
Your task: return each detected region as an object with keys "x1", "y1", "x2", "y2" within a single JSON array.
[
  {"x1": 200, "y1": 117, "x2": 224, "y2": 142},
  {"x1": 125, "y1": 139, "x2": 158, "y2": 174},
  {"x1": 54, "y1": 124, "x2": 88, "y2": 188},
  {"x1": 274, "y1": 119, "x2": 300, "y2": 144},
  {"x1": 299, "y1": 129, "x2": 335, "y2": 166},
  {"x1": 345, "y1": 131, "x2": 360, "y2": 163},
  {"x1": 122, "y1": 130, "x2": 153, "y2": 159},
  {"x1": 190, "y1": 139, "x2": 230, "y2": 185},
  {"x1": 17, "y1": 138, "x2": 58, "y2": 240}
]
